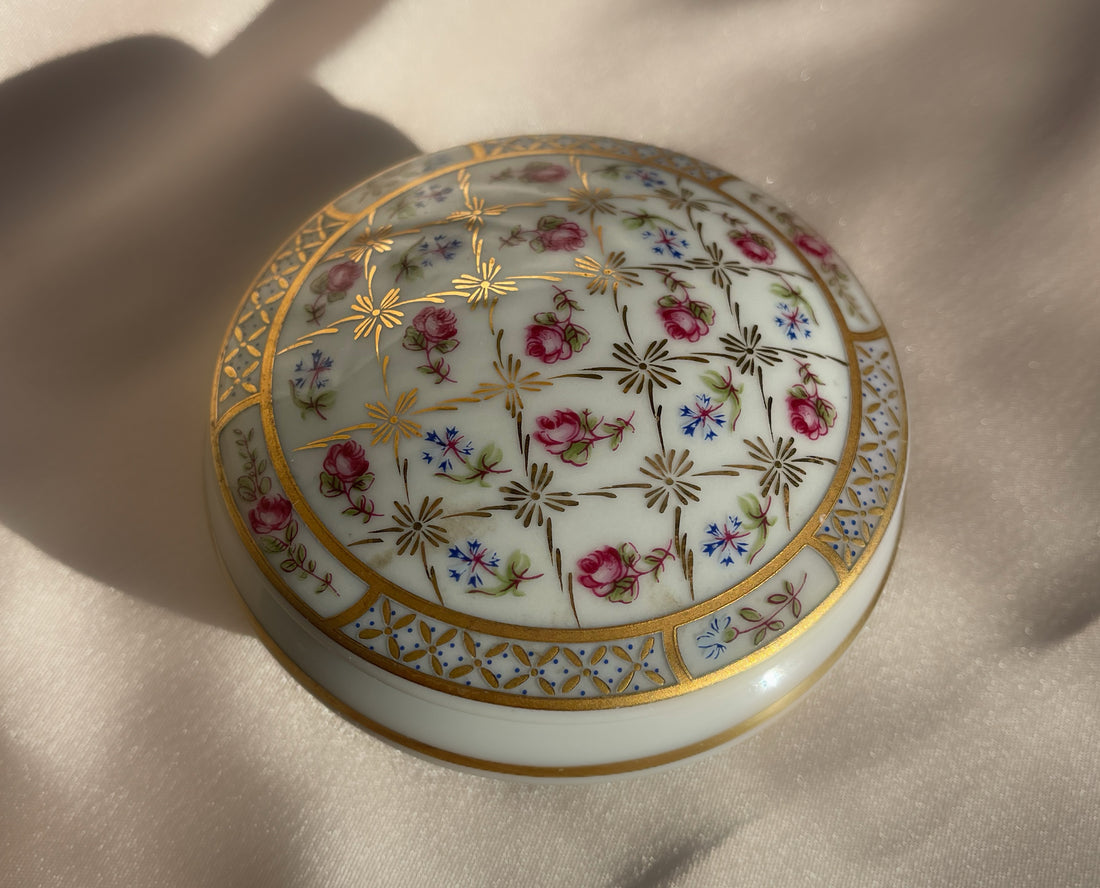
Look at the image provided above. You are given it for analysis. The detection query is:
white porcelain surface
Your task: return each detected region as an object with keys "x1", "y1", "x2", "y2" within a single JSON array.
[{"x1": 207, "y1": 135, "x2": 907, "y2": 777}]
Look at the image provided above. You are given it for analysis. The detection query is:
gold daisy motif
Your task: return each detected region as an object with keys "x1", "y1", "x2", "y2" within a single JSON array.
[
  {"x1": 572, "y1": 251, "x2": 641, "y2": 297},
  {"x1": 343, "y1": 223, "x2": 396, "y2": 263},
  {"x1": 447, "y1": 169, "x2": 507, "y2": 230},
  {"x1": 471, "y1": 354, "x2": 553, "y2": 417},
  {"x1": 637, "y1": 449, "x2": 702, "y2": 513}
]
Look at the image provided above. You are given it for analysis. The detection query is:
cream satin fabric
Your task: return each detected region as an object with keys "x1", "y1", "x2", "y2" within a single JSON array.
[{"x1": 2, "y1": 1, "x2": 1098, "y2": 885}]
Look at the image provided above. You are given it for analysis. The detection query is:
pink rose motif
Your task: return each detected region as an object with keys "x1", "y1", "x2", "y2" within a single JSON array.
[
  {"x1": 731, "y1": 233, "x2": 776, "y2": 265},
  {"x1": 325, "y1": 260, "x2": 360, "y2": 293},
  {"x1": 787, "y1": 395, "x2": 832, "y2": 440},
  {"x1": 794, "y1": 232, "x2": 832, "y2": 261},
  {"x1": 535, "y1": 220, "x2": 587, "y2": 252},
  {"x1": 521, "y1": 162, "x2": 569, "y2": 183},
  {"x1": 249, "y1": 494, "x2": 293, "y2": 535},
  {"x1": 322, "y1": 440, "x2": 370, "y2": 483},
  {"x1": 533, "y1": 409, "x2": 586, "y2": 456},
  {"x1": 576, "y1": 546, "x2": 631, "y2": 598},
  {"x1": 658, "y1": 303, "x2": 710, "y2": 343},
  {"x1": 525, "y1": 324, "x2": 572, "y2": 364},
  {"x1": 412, "y1": 306, "x2": 458, "y2": 342}
]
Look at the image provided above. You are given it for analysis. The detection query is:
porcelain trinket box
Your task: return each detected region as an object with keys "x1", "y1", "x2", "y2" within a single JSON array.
[{"x1": 206, "y1": 135, "x2": 907, "y2": 778}]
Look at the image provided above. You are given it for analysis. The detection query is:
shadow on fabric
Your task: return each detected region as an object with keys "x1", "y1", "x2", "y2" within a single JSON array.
[{"x1": 0, "y1": 3, "x2": 417, "y2": 631}]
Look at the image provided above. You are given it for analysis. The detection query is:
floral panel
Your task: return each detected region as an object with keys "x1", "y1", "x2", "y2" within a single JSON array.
[
  {"x1": 217, "y1": 407, "x2": 366, "y2": 619},
  {"x1": 676, "y1": 546, "x2": 838, "y2": 677},
  {"x1": 334, "y1": 146, "x2": 476, "y2": 217}
]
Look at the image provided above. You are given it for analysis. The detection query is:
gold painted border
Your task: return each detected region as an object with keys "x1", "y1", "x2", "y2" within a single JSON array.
[{"x1": 235, "y1": 518, "x2": 900, "y2": 778}]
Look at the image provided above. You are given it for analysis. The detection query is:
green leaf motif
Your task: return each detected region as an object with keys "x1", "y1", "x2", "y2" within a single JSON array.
[
  {"x1": 560, "y1": 440, "x2": 591, "y2": 466},
  {"x1": 618, "y1": 542, "x2": 640, "y2": 566},
  {"x1": 479, "y1": 552, "x2": 536, "y2": 597},
  {"x1": 792, "y1": 598, "x2": 802, "y2": 618},
  {"x1": 279, "y1": 558, "x2": 297, "y2": 573},
  {"x1": 434, "y1": 338, "x2": 459, "y2": 354},
  {"x1": 739, "y1": 607, "x2": 762, "y2": 622},
  {"x1": 701, "y1": 369, "x2": 741, "y2": 399},
  {"x1": 690, "y1": 300, "x2": 716, "y2": 325},
  {"x1": 752, "y1": 626, "x2": 768, "y2": 646},
  {"x1": 260, "y1": 536, "x2": 285, "y2": 554},
  {"x1": 326, "y1": 290, "x2": 346, "y2": 303},
  {"x1": 738, "y1": 494, "x2": 762, "y2": 526},
  {"x1": 657, "y1": 294, "x2": 680, "y2": 308},
  {"x1": 319, "y1": 472, "x2": 343, "y2": 498},
  {"x1": 601, "y1": 418, "x2": 631, "y2": 451},
  {"x1": 797, "y1": 362, "x2": 822, "y2": 386},
  {"x1": 508, "y1": 551, "x2": 532, "y2": 576},
  {"x1": 467, "y1": 444, "x2": 507, "y2": 485},
  {"x1": 537, "y1": 215, "x2": 565, "y2": 230},
  {"x1": 562, "y1": 324, "x2": 590, "y2": 352},
  {"x1": 533, "y1": 311, "x2": 558, "y2": 326},
  {"x1": 554, "y1": 290, "x2": 581, "y2": 312},
  {"x1": 607, "y1": 575, "x2": 639, "y2": 603},
  {"x1": 402, "y1": 328, "x2": 426, "y2": 350},
  {"x1": 816, "y1": 398, "x2": 838, "y2": 427},
  {"x1": 747, "y1": 531, "x2": 767, "y2": 564}
]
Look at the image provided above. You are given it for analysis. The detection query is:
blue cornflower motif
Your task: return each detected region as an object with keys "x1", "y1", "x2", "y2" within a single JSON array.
[
  {"x1": 679, "y1": 394, "x2": 726, "y2": 440},
  {"x1": 642, "y1": 227, "x2": 690, "y2": 259},
  {"x1": 775, "y1": 303, "x2": 812, "y2": 340},
  {"x1": 630, "y1": 168, "x2": 666, "y2": 188},
  {"x1": 696, "y1": 615, "x2": 734, "y2": 660},
  {"x1": 447, "y1": 539, "x2": 501, "y2": 588},
  {"x1": 293, "y1": 349, "x2": 334, "y2": 389},
  {"x1": 701, "y1": 516, "x2": 750, "y2": 566},
  {"x1": 421, "y1": 427, "x2": 474, "y2": 472},
  {"x1": 418, "y1": 234, "x2": 462, "y2": 267}
]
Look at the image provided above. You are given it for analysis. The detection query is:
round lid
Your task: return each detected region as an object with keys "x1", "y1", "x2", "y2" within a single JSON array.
[{"x1": 207, "y1": 134, "x2": 907, "y2": 778}]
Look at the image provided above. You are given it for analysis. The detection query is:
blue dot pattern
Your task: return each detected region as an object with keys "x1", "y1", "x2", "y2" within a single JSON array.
[
  {"x1": 816, "y1": 338, "x2": 904, "y2": 566},
  {"x1": 346, "y1": 598, "x2": 672, "y2": 700}
]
